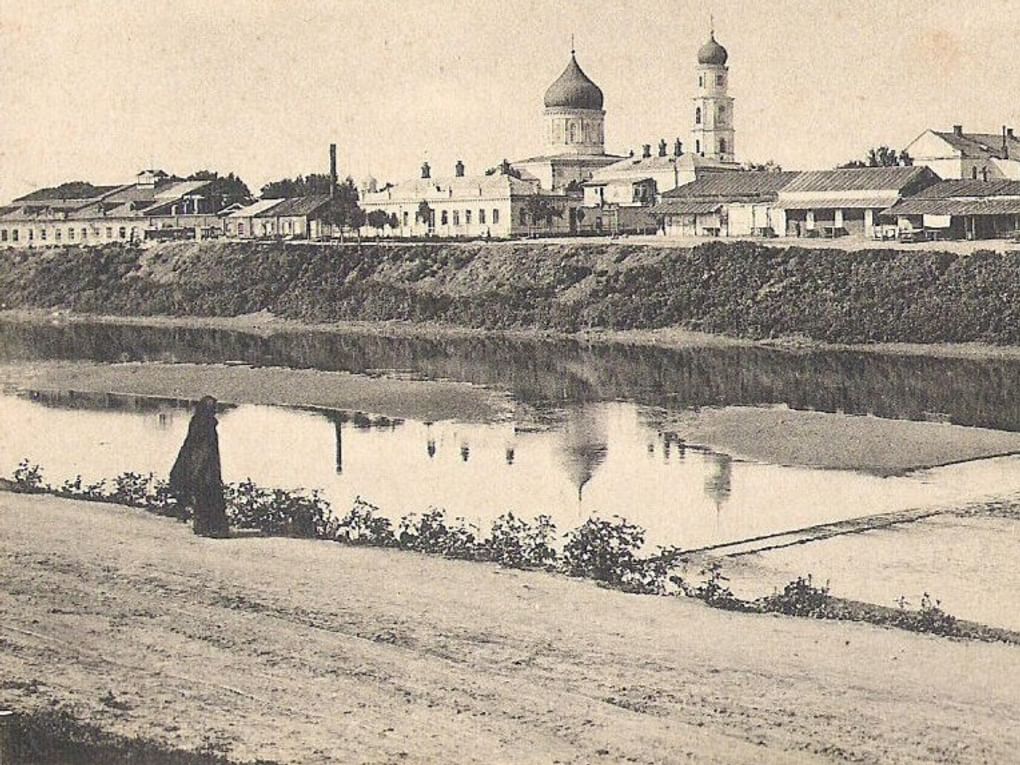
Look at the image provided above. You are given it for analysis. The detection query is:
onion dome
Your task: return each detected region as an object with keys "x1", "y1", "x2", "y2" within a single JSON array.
[
  {"x1": 544, "y1": 53, "x2": 604, "y2": 110},
  {"x1": 698, "y1": 32, "x2": 728, "y2": 66}
]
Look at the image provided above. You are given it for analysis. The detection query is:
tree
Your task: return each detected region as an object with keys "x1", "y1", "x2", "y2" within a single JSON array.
[
  {"x1": 366, "y1": 209, "x2": 391, "y2": 232},
  {"x1": 416, "y1": 200, "x2": 433, "y2": 230},
  {"x1": 523, "y1": 196, "x2": 563, "y2": 237},
  {"x1": 838, "y1": 146, "x2": 913, "y2": 169},
  {"x1": 742, "y1": 160, "x2": 783, "y2": 173},
  {"x1": 261, "y1": 173, "x2": 334, "y2": 199},
  {"x1": 188, "y1": 170, "x2": 252, "y2": 207},
  {"x1": 327, "y1": 177, "x2": 364, "y2": 242}
]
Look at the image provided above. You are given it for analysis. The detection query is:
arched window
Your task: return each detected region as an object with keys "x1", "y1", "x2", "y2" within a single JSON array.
[
  {"x1": 569, "y1": 123, "x2": 578, "y2": 143},
  {"x1": 719, "y1": 138, "x2": 727, "y2": 154},
  {"x1": 972, "y1": 167, "x2": 978, "y2": 179},
  {"x1": 699, "y1": 75, "x2": 704, "y2": 88},
  {"x1": 695, "y1": 107, "x2": 702, "y2": 125},
  {"x1": 717, "y1": 105, "x2": 726, "y2": 124},
  {"x1": 696, "y1": 139, "x2": 701, "y2": 155}
]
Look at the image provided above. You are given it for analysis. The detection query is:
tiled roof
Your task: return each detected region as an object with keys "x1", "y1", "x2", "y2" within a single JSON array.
[
  {"x1": 228, "y1": 199, "x2": 286, "y2": 218},
  {"x1": 255, "y1": 195, "x2": 331, "y2": 217},
  {"x1": 885, "y1": 197, "x2": 1020, "y2": 216},
  {"x1": 648, "y1": 200, "x2": 723, "y2": 215},
  {"x1": 780, "y1": 166, "x2": 932, "y2": 193},
  {"x1": 774, "y1": 196, "x2": 902, "y2": 210},
  {"x1": 907, "y1": 179, "x2": 1020, "y2": 198},
  {"x1": 664, "y1": 171, "x2": 800, "y2": 200},
  {"x1": 932, "y1": 131, "x2": 1020, "y2": 160}
]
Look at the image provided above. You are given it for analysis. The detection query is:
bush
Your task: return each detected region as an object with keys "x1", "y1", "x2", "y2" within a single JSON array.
[
  {"x1": 483, "y1": 512, "x2": 557, "y2": 569},
  {"x1": 397, "y1": 508, "x2": 480, "y2": 559},
  {"x1": 561, "y1": 515, "x2": 665, "y2": 592},
  {"x1": 223, "y1": 479, "x2": 331, "y2": 538},
  {"x1": 672, "y1": 561, "x2": 748, "y2": 610},
  {"x1": 894, "y1": 592, "x2": 960, "y2": 636},
  {"x1": 334, "y1": 497, "x2": 397, "y2": 547},
  {"x1": 759, "y1": 574, "x2": 837, "y2": 618},
  {"x1": 12, "y1": 458, "x2": 45, "y2": 492}
]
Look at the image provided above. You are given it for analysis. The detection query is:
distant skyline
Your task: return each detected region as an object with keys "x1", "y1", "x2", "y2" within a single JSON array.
[{"x1": 2, "y1": 0, "x2": 1019, "y2": 202}]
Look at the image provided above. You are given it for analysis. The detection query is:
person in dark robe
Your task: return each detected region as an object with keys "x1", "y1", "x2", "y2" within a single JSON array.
[{"x1": 169, "y1": 395, "x2": 230, "y2": 538}]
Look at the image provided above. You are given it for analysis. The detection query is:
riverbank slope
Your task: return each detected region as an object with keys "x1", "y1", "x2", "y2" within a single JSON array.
[
  {"x1": 2, "y1": 492, "x2": 1018, "y2": 764},
  {"x1": 3, "y1": 239, "x2": 1020, "y2": 345}
]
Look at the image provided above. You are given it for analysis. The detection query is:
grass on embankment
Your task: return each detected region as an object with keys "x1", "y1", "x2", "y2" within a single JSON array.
[{"x1": 2, "y1": 239, "x2": 1020, "y2": 344}]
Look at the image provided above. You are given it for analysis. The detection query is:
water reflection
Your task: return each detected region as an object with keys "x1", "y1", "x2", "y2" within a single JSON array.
[
  {"x1": 3, "y1": 319, "x2": 1020, "y2": 431},
  {"x1": 5, "y1": 391, "x2": 1020, "y2": 550}
]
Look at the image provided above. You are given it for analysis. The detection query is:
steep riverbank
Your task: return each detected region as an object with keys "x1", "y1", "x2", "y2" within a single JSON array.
[
  {"x1": 3, "y1": 492, "x2": 1019, "y2": 764},
  {"x1": 3, "y1": 239, "x2": 1020, "y2": 345}
]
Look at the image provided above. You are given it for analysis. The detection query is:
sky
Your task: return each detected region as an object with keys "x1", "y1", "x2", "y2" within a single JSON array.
[{"x1": 1, "y1": 0, "x2": 1019, "y2": 202}]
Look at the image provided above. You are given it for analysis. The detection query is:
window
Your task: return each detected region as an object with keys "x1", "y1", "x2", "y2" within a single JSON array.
[
  {"x1": 238, "y1": 222, "x2": 245, "y2": 235},
  {"x1": 695, "y1": 107, "x2": 702, "y2": 125},
  {"x1": 699, "y1": 75, "x2": 704, "y2": 88},
  {"x1": 81, "y1": 227, "x2": 88, "y2": 239},
  {"x1": 441, "y1": 210, "x2": 448, "y2": 225},
  {"x1": 479, "y1": 209, "x2": 486, "y2": 224},
  {"x1": 106, "y1": 227, "x2": 113, "y2": 238},
  {"x1": 520, "y1": 209, "x2": 527, "y2": 224},
  {"x1": 119, "y1": 226, "x2": 126, "y2": 239},
  {"x1": 492, "y1": 208, "x2": 499, "y2": 224},
  {"x1": 403, "y1": 211, "x2": 409, "y2": 227},
  {"x1": 972, "y1": 167, "x2": 978, "y2": 179},
  {"x1": 716, "y1": 74, "x2": 724, "y2": 86},
  {"x1": 717, "y1": 105, "x2": 726, "y2": 123},
  {"x1": 452, "y1": 210, "x2": 460, "y2": 226},
  {"x1": 465, "y1": 210, "x2": 472, "y2": 225},
  {"x1": 1, "y1": 230, "x2": 6, "y2": 242},
  {"x1": 68, "y1": 228, "x2": 74, "y2": 241},
  {"x1": 28, "y1": 229, "x2": 33, "y2": 240},
  {"x1": 696, "y1": 139, "x2": 701, "y2": 154},
  {"x1": 12, "y1": 229, "x2": 19, "y2": 242},
  {"x1": 569, "y1": 123, "x2": 577, "y2": 143},
  {"x1": 40, "y1": 228, "x2": 47, "y2": 240},
  {"x1": 719, "y1": 138, "x2": 727, "y2": 154},
  {"x1": 55, "y1": 229, "x2": 61, "y2": 241},
  {"x1": 982, "y1": 167, "x2": 989, "y2": 181}
]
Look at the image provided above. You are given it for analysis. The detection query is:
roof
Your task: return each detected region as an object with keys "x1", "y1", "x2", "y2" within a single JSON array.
[
  {"x1": 649, "y1": 200, "x2": 723, "y2": 216},
  {"x1": 543, "y1": 53, "x2": 604, "y2": 110},
  {"x1": 774, "y1": 196, "x2": 904, "y2": 210},
  {"x1": 905, "y1": 179, "x2": 1020, "y2": 199},
  {"x1": 779, "y1": 166, "x2": 932, "y2": 193},
  {"x1": 590, "y1": 153, "x2": 738, "y2": 183},
  {"x1": 885, "y1": 197, "x2": 1020, "y2": 216},
  {"x1": 664, "y1": 171, "x2": 800, "y2": 200},
  {"x1": 362, "y1": 172, "x2": 544, "y2": 205},
  {"x1": 512, "y1": 153, "x2": 626, "y2": 165},
  {"x1": 698, "y1": 32, "x2": 728, "y2": 66},
  {"x1": 255, "y1": 195, "x2": 331, "y2": 218},
  {"x1": 228, "y1": 199, "x2": 286, "y2": 218},
  {"x1": 14, "y1": 183, "x2": 121, "y2": 203},
  {"x1": 932, "y1": 130, "x2": 1020, "y2": 160}
]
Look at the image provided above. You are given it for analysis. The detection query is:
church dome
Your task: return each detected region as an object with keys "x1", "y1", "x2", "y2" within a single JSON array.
[
  {"x1": 544, "y1": 53, "x2": 604, "y2": 110},
  {"x1": 697, "y1": 32, "x2": 728, "y2": 66}
]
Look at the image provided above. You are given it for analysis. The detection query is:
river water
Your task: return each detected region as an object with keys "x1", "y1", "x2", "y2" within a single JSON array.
[{"x1": 2, "y1": 319, "x2": 1020, "y2": 552}]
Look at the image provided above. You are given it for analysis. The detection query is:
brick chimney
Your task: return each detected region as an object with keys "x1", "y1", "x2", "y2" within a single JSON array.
[
  {"x1": 658, "y1": 139, "x2": 667, "y2": 157},
  {"x1": 455, "y1": 160, "x2": 465, "y2": 177},
  {"x1": 421, "y1": 161, "x2": 431, "y2": 179},
  {"x1": 953, "y1": 124, "x2": 963, "y2": 137},
  {"x1": 1003, "y1": 126, "x2": 1010, "y2": 159},
  {"x1": 674, "y1": 138, "x2": 683, "y2": 157},
  {"x1": 642, "y1": 144, "x2": 651, "y2": 159},
  {"x1": 329, "y1": 143, "x2": 337, "y2": 199}
]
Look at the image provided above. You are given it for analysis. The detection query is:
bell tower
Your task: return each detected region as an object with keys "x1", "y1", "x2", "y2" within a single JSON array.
[{"x1": 691, "y1": 25, "x2": 735, "y2": 163}]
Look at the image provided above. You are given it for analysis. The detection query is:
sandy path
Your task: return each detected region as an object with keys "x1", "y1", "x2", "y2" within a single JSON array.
[{"x1": 1, "y1": 493, "x2": 1018, "y2": 764}]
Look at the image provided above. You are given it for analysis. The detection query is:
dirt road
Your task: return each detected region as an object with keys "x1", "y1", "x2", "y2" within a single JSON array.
[{"x1": 2, "y1": 493, "x2": 1018, "y2": 764}]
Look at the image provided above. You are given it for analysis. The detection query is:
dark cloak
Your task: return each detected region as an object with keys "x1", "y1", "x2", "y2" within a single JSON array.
[{"x1": 169, "y1": 396, "x2": 229, "y2": 538}]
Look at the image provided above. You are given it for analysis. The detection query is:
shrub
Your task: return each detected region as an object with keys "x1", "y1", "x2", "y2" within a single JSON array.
[
  {"x1": 483, "y1": 512, "x2": 557, "y2": 569},
  {"x1": 894, "y1": 592, "x2": 960, "y2": 637},
  {"x1": 223, "y1": 479, "x2": 331, "y2": 538},
  {"x1": 561, "y1": 515, "x2": 671, "y2": 592},
  {"x1": 759, "y1": 574, "x2": 837, "y2": 618},
  {"x1": 397, "y1": 508, "x2": 480, "y2": 559},
  {"x1": 109, "y1": 472, "x2": 154, "y2": 507},
  {"x1": 673, "y1": 561, "x2": 748, "y2": 610},
  {"x1": 334, "y1": 498, "x2": 397, "y2": 547},
  {"x1": 12, "y1": 458, "x2": 45, "y2": 492}
]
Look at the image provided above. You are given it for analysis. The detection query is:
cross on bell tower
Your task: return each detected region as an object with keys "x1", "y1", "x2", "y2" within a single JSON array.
[{"x1": 691, "y1": 23, "x2": 735, "y2": 163}]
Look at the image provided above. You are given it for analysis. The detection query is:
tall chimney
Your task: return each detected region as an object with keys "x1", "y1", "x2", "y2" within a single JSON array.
[
  {"x1": 953, "y1": 124, "x2": 963, "y2": 137},
  {"x1": 329, "y1": 143, "x2": 337, "y2": 199},
  {"x1": 1003, "y1": 125, "x2": 1009, "y2": 159},
  {"x1": 642, "y1": 143, "x2": 652, "y2": 159},
  {"x1": 421, "y1": 161, "x2": 431, "y2": 179},
  {"x1": 1009, "y1": 128, "x2": 1016, "y2": 140},
  {"x1": 674, "y1": 138, "x2": 683, "y2": 157},
  {"x1": 455, "y1": 160, "x2": 465, "y2": 177},
  {"x1": 658, "y1": 139, "x2": 667, "y2": 157}
]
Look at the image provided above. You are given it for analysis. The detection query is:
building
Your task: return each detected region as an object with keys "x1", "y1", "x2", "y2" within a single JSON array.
[
  {"x1": 225, "y1": 198, "x2": 285, "y2": 238},
  {"x1": 905, "y1": 126, "x2": 1020, "y2": 181},
  {"x1": 0, "y1": 170, "x2": 228, "y2": 247},
  {"x1": 360, "y1": 161, "x2": 579, "y2": 238},
  {"x1": 651, "y1": 170, "x2": 800, "y2": 237},
  {"x1": 774, "y1": 166, "x2": 940, "y2": 238},
  {"x1": 511, "y1": 48, "x2": 626, "y2": 191},
  {"x1": 691, "y1": 29, "x2": 735, "y2": 162},
  {"x1": 883, "y1": 180, "x2": 1020, "y2": 240}
]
